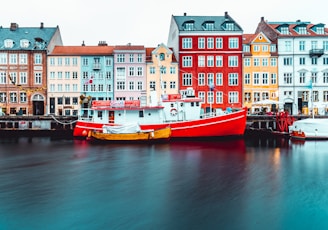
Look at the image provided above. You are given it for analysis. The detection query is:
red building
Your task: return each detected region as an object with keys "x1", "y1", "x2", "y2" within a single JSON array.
[{"x1": 167, "y1": 12, "x2": 243, "y2": 113}]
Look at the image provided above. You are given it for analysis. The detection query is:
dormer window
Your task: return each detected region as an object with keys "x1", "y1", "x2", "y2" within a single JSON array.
[
  {"x1": 225, "y1": 23, "x2": 235, "y2": 31},
  {"x1": 4, "y1": 39, "x2": 14, "y2": 48},
  {"x1": 298, "y1": 27, "x2": 307, "y2": 35},
  {"x1": 280, "y1": 27, "x2": 289, "y2": 35},
  {"x1": 20, "y1": 39, "x2": 30, "y2": 48},
  {"x1": 202, "y1": 21, "x2": 215, "y2": 31},
  {"x1": 184, "y1": 22, "x2": 194, "y2": 31},
  {"x1": 316, "y1": 27, "x2": 324, "y2": 35}
]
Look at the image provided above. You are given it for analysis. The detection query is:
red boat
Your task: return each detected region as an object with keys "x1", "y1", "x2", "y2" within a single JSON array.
[{"x1": 73, "y1": 93, "x2": 247, "y2": 139}]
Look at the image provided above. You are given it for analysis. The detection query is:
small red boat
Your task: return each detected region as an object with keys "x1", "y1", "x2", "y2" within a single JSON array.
[{"x1": 73, "y1": 93, "x2": 247, "y2": 139}]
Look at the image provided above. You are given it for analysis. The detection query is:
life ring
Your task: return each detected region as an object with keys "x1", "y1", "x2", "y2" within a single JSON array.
[{"x1": 170, "y1": 108, "x2": 178, "y2": 116}]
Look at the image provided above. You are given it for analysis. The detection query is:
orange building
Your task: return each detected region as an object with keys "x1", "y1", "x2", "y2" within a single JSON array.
[{"x1": 243, "y1": 32, "x2": 279, "y2": 114}]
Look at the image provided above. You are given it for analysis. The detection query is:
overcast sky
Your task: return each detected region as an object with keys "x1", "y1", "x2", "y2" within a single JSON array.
[{"x1": 2, "y1": 0, "x2": 327, "y2": 47}]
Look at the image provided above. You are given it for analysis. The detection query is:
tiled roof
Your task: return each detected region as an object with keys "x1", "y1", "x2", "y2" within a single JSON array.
[
  {"x1": 0, "y1": 23, "x2": 58, "y2": 50},
  {"x1": 145, "y1": 47, "x2": 178, "y2": 63},
  {"x1": 114, "y1": 45, "x2": 145, "y2": 51},
  {"x1": 173, "y1": 12, "x2": 243, "y2": 32},
  {"x1": 242, "y1": 34, "x2": 256, "y2": 44},
  {"x1": 49, "y1": 45, "x2": 114, "y2": 56}
]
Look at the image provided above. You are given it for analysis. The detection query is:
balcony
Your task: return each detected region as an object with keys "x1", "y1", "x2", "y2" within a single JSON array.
[
  {"x1": 309, "y1": 49, "x2": 324, "y2": 57},
  {"x1": 93, "y1": 63, "x2": 101, "y2": 70}
]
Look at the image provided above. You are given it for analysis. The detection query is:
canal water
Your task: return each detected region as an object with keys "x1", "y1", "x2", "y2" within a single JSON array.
[{"x1": 0, "y1": 136, "x2": 327, "y2": 230}]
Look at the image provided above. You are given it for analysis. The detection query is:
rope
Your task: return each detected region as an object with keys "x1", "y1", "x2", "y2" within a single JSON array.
[{"x1": 50, "y1": 115, "x2": 78, "y2": 125}]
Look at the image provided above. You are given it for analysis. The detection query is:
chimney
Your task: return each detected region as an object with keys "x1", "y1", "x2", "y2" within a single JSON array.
[
  {"x1": 10, "y1": 23, "x2": 18, "y2": 31},
  {"x1": 224, "y1": 11, "x2": 228, "y2": 18},
  {"x1": 82, "y1": 41, "x2": 85, "y2": 46},
  {"x1": 261, "y1": 17, "x2": 264, "y2": 22},
  {"x1": 98, "y1": 41, "x2": 108, "y2": 46},
  {"x1": 40, "y1": 22, "x2": 44, "y2": 29},
  {"x1": 184, "y1": 12, "x2": 187, "y2": 16}
]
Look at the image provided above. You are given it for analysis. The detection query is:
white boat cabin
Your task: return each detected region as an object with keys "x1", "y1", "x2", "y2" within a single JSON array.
[{"x1": 80, "y1": 93, "x2": 203, "y2": 125}]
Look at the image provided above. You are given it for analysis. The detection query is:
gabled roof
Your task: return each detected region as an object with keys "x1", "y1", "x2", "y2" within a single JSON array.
[
  {"x1": 0, "y1": 22, "x2": 59, "y2": 50},
  {"x1": 173, "y1": 12, "x2": 243, "y2": 32},
  {"x1": 145, "y1": 45, "x2": 177, "y2": 63},
  {"x1": 255, "y1": 17, "x2": 328, "y2": 39},
  {"x1": 49, "y1": 45, "x2": 114, "y2": 56}
]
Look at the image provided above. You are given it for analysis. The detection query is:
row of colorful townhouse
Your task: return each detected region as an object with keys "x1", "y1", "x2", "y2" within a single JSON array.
[{"x1": 0, "y1": 12, "x2": 328, "y2": 117}]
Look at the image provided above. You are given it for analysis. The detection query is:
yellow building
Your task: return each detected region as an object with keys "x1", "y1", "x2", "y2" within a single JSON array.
[
  {"x1": 243, "y1": 32, "x2": 279, "y2": 114},
  {"x1": 145, "y1": 43, "x2": 179, "y2": 105}
]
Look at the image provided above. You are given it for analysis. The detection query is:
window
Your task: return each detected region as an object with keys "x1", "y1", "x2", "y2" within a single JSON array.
[
  {"x1": 20, "y1": 72, "x2": 27, "y2": 84},
  {"x1": 262, "y1": 92, "x2": 269, "y2": 100},
  {"x1": 299, "y1": 57, "x2": 306, "y2": 65},
  {"x1": 72, "y1": 58, "x2": 78, "y2": 66},
  {"x1": 285, "y1": 41, "x2": 292, "y2": 52},
  {"x1": 19, "y1": 54, "x2": 27, "y2": 64},
  {"x1": 298, "y1": 27, "x2": 307, "y2": 35},
  {"x1": 198, "y1": 73, "x2": 205, "y2": 86},
  {"x1": 244, "y1": 92, "x2": 251, "y2": 103},
  {"x1": 228, "y1": 73, "x2": 238, "y2": 86},
  {"x1": 299, "y1": 72, "x2": 306, "y2": 84},
  {"x1": 116, "y1": 67, "x2": 126, "y2": 79},
  {"x1": 228, "y1": 92, "x2": 238, "y2": 103},
  {"x1": 137, "y1": 81, "x2": 143, "y2": 90},
  {"x1": 9, "y1": 54, "x2": 17, "y2": 64},
  {"x1": 0, "y1": 72, "x2": 6, "y2": 84},
  {"x1": 225, "y1": 23, "x2": 235, "y2": 31},
  {"x1": 207, "y1": 91, "x2": 214, "y2": 104},
  {"x1": 270, "y1": 45, "x2": 276, "y2": 52},
  {"x1": 129, "y1": 54, "x2": 134, "y2": 62},
  {"x1": 65, "y1": 57, "x2": 70, "y2": 66},
  {"x1": 169, "y1": 81, "x2": 175, "y2": 89},
  {"x1": 271, "y1": 73, "x2": 277, "y2": 84},
  {"x1": 182, "y1": 38, "x2": 192, "y2": 49},
  {"x1": 198, "y1": 38, "x2": 205, "y2": 49},
  {"x1": 129, "y1": 67, "x2": 135, "y2": 76},
  {"x1": 34, "y1": 54, "x2": 42, "y2": 64},
  {"x1": 207, "y1": 38, "x2": 214, "y2": 49},
  {"x1": 324, "y1": 41, "x2": 328, "y2": 51},
  {"x1": 284, "y1": 73, "x2": 293, "y2": 84},
  {"x1": 182, "y1": 56, "x2": 192, "y2": 67},
  {"x1": 10, "y1": 92, "x2": 17, "y2": 103},
  {"x1": 129, "y1": 81, "x2": 134, "y2": 90},
  {"x1": 57, "y1": 58, "x2": 62, "y2": 66},
  {"x1": 198, "y1": 56, "x2": 205, "y2": 67},
  {"x1": 262, "y1": 73, "x2": 268, "y2": 85},
  {"x1": 244, "y1": 58, "x2": 250, "y2": 67},
  {"x1": 0, "y1": 92, "x2": 6, "y2": 103},
  {"x1": 150, "y1": 81, "x2": 156, "y2": 90},
  {"x1": 311, "y1": 57, "x2": 318, "y2": 65},
  {"x1": 72, "y1": 72, "x2": 78, "y2": 79},
  {"x1": 170, "y1": 67, "x2": 176, "y2": 74},
  {"x1": 203, "y1": 23, "x2": 214, "y2": 31},
  {"x1": 244, "y1": 73, "x2": 250, "y2": 84},
  {"x1": 280, "y1": 27, "x2": 289, "y2": 35},
  {"x1": 228, "y1": 38, "x2": 238, "y2": 49},
  {"x1": 150, "y1": 67, "x2": 155, "y2": 74},
  {"x1": 228, "y1": 56, "x2": 238, "y2": 67},
  {"x1": 207, "y1": 73, "x2": 214, "y2": 87},
  {"x1": 283, "y1": 57, "x2": 293, "y2": 66},
  {"x1": 20, "y1": 39, "x2": 30, "y2": 48},
  {"x1": 216, "y1": 56, "x2": 223, "y2": 67},
  {"x1": 253, "y1": 58, "x2": 260, "y2": 66},
  {"x1": 4, "y1": 39, "x2": 14, "y2": 48},
  {"x1": 253, "y1": 45, "x2": 260, "y2": 52},
  {"x1": 34, "y1": 72, "x2": 42, "y2": 84},
  {"x1": 117, "y1": 54, "x2": 125, "y2": 63},
  {"x1": 299, "y1": 41, "x2": 305, "y2": 51},
  {"x1": 184, "y1": 23, "x2": 194, "y2": 31},
  {"x1": 254, "y1": 73, "x2": 261, "y2": 85},
  {"x1": 216, "y1": 38, "x2": 223, "y2": 49},
  {"x1": 216, "y1": 73, "x2": 223, "y2": 85},
  {"x1": 262, "y1": 58, "x2": 268, "y2": 66},
  {"x1": 57, "y1": 72, "x2": 63, "y2": 79},
  {"x1": 182, "y1": 73, "x2": 192, "y2": 86},
  {"x1": 216, "y1": 92, "x2": 223, "y2": 104},
  {"x1": 116, "y1": 81, "x2": 125, "y2": 90},
  {"x1": 137, "y1": 67, "x2": 143, "y2": 76},
  {"x1": 137, "y1": 54, "x2": 142, "y2": 62},
  {"x1": 207, "y1": 56, "x2": 214, "y2": 67},
  {"x1": 9, "y1": 72, "x2": 17, "y2": 84},
  {"x1": 198, "y1": 92, "x2": 205, "y2": 103},
  {"x1": 160, "y1": 66, "x2": 166, "y2": 74},
  {"x1": 65, "y1": 72, "x2": 70, "y2": 79},
  {"x1": 20, "y1": 92, "x2": 27, "y2": 103},
  {"x1": 270, "y1": 58, "x2": 277, "y2": 66}
]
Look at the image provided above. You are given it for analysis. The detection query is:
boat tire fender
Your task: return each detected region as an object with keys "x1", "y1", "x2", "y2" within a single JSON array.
[{"x1": 170, "y1": 108, "x2": 178, "y2": 116}]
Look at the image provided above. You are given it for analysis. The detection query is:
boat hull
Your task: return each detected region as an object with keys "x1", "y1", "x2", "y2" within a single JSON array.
[
  {"x1": 73, "y1": 108, "x2": 247, "y2": 139},
  {"x1": 289, "y1": 118, "x2": 328, "y2": 140},
  {"x1": 88, "y1": 127, "x2": 171, "y2": 142}
]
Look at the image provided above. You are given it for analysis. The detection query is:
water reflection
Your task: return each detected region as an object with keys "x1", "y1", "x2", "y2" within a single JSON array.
[{"x1": 0, "y1": 137, "x2": 328, "y2": 229}]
